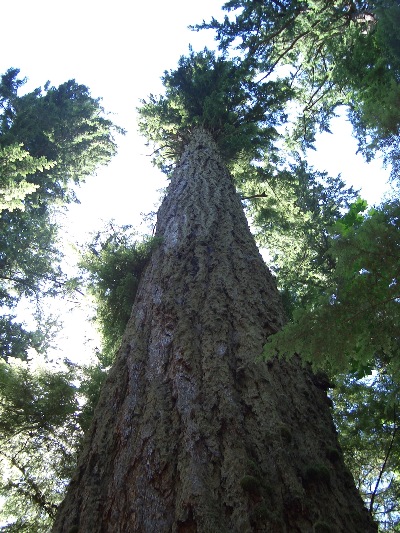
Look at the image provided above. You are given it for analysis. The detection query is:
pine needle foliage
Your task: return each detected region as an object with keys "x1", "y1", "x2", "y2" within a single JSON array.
[
  {"x1": 79, "y1": 223, "x2": 160, "y2": 363},
  {"x1": 242, "y1": 156, "x2": 359, "y2": 315},
  {"x1": 264, "y1": 199, "x2": 400, "y2": 379},
  {"x1": 0, "y1": 68, "x2": 124, "y2": 206},
  {"x1": 0, "y1": 360, "x2": 79, "y2": 532},
  {"x1": 333, "y1": 369, "x2": 400, "y2": 530},
  {"x1": 0, "y1": 68, "x2": 122, "y2": 362},
  {"x1": 138, "y1": 48, "x2": 292, "y2": 174},
  {"x1": 197, "y1": 0, "x2": 400, "y2": 175}
]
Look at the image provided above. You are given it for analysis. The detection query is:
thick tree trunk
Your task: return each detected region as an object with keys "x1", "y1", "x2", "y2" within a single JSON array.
[{"x1": 53, "y1": 129, "x2": 376, "y2": 532}]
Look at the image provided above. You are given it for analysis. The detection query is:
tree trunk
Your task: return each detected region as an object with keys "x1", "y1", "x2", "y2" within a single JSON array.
[{"x1": 52, "y1": 128, "x2": 376, "y2": 532}]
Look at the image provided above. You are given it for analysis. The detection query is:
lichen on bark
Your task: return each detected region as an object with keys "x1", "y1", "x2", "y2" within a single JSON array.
[{"x1": 52, "y1": 128, "x2": 376, "y2": 532}]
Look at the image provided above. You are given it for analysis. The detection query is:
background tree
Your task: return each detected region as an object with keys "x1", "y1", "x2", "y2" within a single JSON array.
[
  {"x1": 0, "y1": 354, "x2": 121, "y2": 532},
  {"x1": 333, "y1": 369, "x2": 400, "y2": 529},
  {"x1": 78, "y1": 223, "x2": 159, "y2": 365},
  {"x1": 0, "y1": 143, "x2": 52, "y2": 212},
  {"x1": 199, "y1": 0, "x2": 400, "y2": 170},
  {"x1": 239, "y1": 155, "x2": 359, "y2": 315},
  {"x1": 0, "y1": 68, "x2": 123, "y2": 363},
  {"x1": 0, "y1": 68, "x2": 122, "y2": 531},
  {"x1": 0, "y1": 361, "x2": 79, "y2": 532},
  {"x1": 0, "y1": 222, "x2": 158, "y2": 531}
]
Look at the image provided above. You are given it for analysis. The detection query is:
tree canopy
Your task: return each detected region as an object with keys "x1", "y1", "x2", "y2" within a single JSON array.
[
  {"x1": 0, "y1": 68, "x2": 123, "y2": 205},
  {"x1": 0, "y1": 68, "x2": 122, "y2": 531},
  {"x1": 138, "y1": 48, "x2": 291, "y2": 173},
  {"x1": 0, "y1": 68, "x2": 123, "y2": 364},
  {"x1": 198, "y1": 0, "x2": 400, "y2": 175}
]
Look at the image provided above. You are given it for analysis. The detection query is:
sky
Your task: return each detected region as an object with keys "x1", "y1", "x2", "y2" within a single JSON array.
[
  {"x1": 1, "y1": 0, "x2": 223, "y2": 239},
  {"x1": 0, "y1": 0, "x2": 393, "y2": 364}
]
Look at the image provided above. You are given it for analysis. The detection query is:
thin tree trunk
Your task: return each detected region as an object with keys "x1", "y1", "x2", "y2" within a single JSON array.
[{"x1": 52, "y1": 128, "x2": 376, "y2": 532}]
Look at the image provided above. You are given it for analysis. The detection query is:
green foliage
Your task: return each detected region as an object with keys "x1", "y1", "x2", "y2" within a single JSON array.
[
  {"x1": 0, "y1": 201, "x2": 65, "y2": 362},
  {"x1": 79, "y1": 222, "x2": 159, "y2": 361},
  {"x1": 333, "y1": 369, "x2": 400, "y2": 529},
  {"x1": 332, "y1": 197, "x2": 368, "y2": 236},
  {"x1": 0, "y1": 359, "x2": 79, "y2": 530},
  {"x1": 0, "y1": 360, "x2": 77, "y2": 435},
  {"x1": 199, "y1": 1, "x2": 400, "y2": 175},
  {"x1": 0, "y1": 68, "x2": 123, "y2": 205},
  {"x1": 0, "y1": 143, "x2": 53, "y2": 212},
  {"x1": 0, "y1": 316, "x2": 48, "y2": 362},
  {"x1": 343, "y1": 2, "x2": 400, "y2": 175},
  {"x1": 0, "y1": 356, "x2": 111, "y2": 530},
  {"x1": 0, "y1": 68, "x2": 122, "y2": 362},
  {"x1": 0, "y1": 205, "x2": 62, "y2": 299},
  {"x1": 138, "y1": 48, "x2": 291, "y2": 173},
  {"x1": 243, "y1": 155, "x2": 358, "y2": 315},
  {"x1": 264, "y1": 199, "x2": 400, "y2": 378}
]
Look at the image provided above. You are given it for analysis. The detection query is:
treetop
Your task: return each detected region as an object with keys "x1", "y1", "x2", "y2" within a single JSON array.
[{"x1": 137, "y1": 48, "x2": 292, "y2": 174}]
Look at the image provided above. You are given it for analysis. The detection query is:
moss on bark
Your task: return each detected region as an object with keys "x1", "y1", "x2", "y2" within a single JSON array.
[{"x1": 52, "y1": 129, "x2": 376, "y2": 533}]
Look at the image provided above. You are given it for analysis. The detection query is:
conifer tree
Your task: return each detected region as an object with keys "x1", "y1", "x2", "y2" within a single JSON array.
[
  {"x1": 52, "y1": 51, "x2": 376, "y2": 533},
  {"x1": 0, "y1": 68, "x2": 122, "y2": 530},
  {"x1": 0, "y1": 68, "x2": 122, "y2": 362}
]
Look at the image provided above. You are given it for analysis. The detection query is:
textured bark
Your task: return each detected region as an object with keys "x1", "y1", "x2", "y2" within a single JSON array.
[{"x1": 53, "y1": 129, "x2": 376, "y2": 532}]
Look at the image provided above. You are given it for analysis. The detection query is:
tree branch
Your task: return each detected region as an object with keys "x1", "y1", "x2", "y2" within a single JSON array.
[
  {"x1": 369, "y1": 408, "x2": 399, "y2": 515},
  {"x1": 241, "y1": 191, "x2": 268, "y2": 200},
  {"x1": 6, "y1": 453, "x2": 58, "y2": 518}
]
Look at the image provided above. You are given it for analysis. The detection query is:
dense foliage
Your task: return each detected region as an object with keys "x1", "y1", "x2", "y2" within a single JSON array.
[
  {"x1": 0, "y1": 143, "x2": 53, "y2": 213},
  {"x1": 198, "y1": 0, "x2": 400, "y2": 174},
  {"x1": 0, "y1": 360, "x2": 79, "y2": 532},
  {"x1": 79, "y1": 223, "x2": 159, "y2": 364},
  {"x1": 240, "y1": 155, "x2": 358, "y2": 314},
  {"x1": 0, "y1": 353, "x2": 117, "y2": 531},
  {"x1": 0, "y1": 68, "x2": 122, "y2": 363},
  {"x1": 333, "y1": 369, "x2": 400, "y2": 529},
  {"x1": 264, "y1": 199, "x2": 400, "y2": 375},
  {"x1": 0, "y1": 69, "x2": 122, "y2": 530},
  {"x1": 138, "y1": 48, "x2": 291, "y2": 173}
]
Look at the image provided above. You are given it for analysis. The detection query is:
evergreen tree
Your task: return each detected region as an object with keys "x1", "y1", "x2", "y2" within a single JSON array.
[
  {"x1": 333, "y1": 369, "x2": 400, "y2": 528},
  {"x1": 0, "y1": 69, "x2": 122, "y2": 530},
  {"x1": 79, "y1": 223, "x2": 159, "y2": 364},
  {"x1": 52, "y1": 52, "x2": 376, "y2": 532},
  {"x1": 198, "y1": 0, "x2": 400, "y2": 173},
  {"x1": 0, "y1": 68, "x2": 122, "y2": 363}
]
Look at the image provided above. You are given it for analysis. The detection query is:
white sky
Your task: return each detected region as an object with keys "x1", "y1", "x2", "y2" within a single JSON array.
[
  {"x1": 0, "y1": 0, "x2": 224, "y2": 240},
  {"x1": 0, "y1": 0, "x2": 393, "y2": 364}
]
